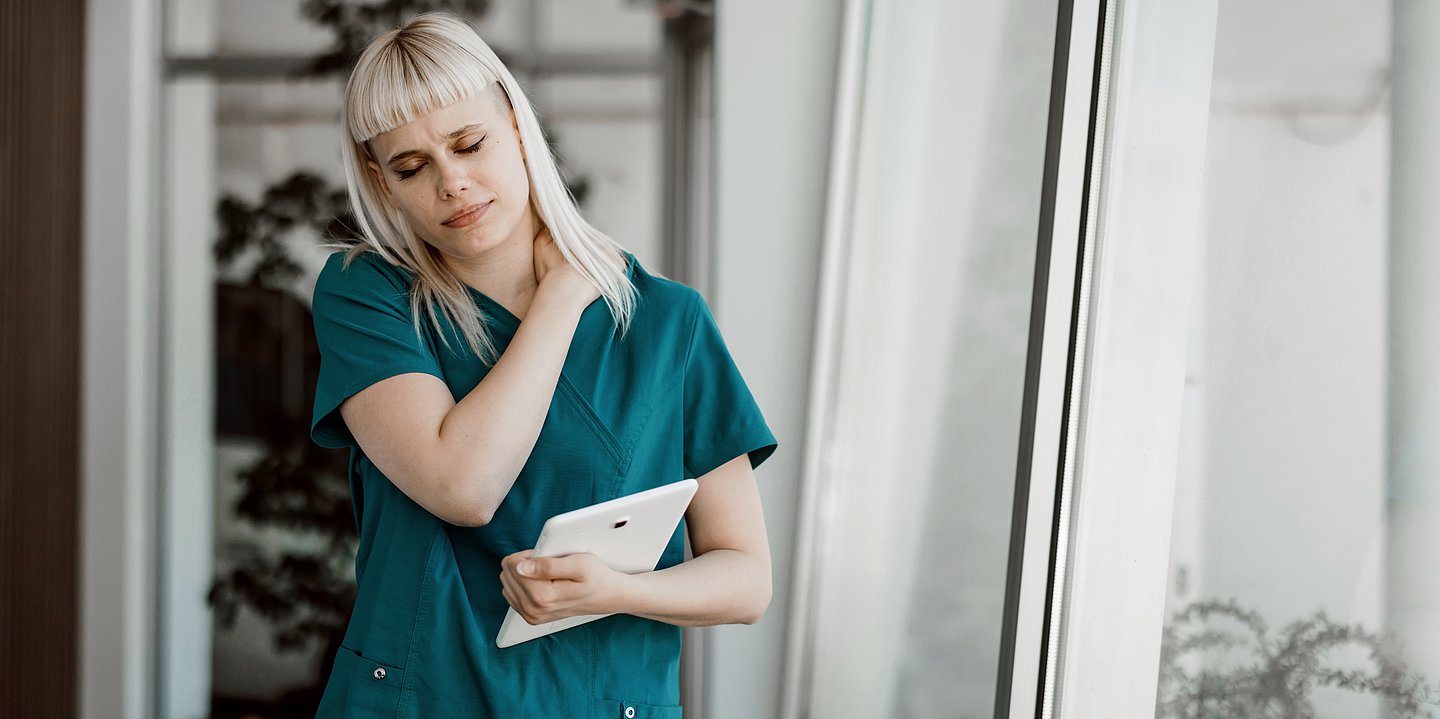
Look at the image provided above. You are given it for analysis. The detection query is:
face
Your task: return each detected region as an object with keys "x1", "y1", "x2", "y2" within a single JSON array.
[{"x1": 364, "y1": 89, "x2": 536, "y2": 264}]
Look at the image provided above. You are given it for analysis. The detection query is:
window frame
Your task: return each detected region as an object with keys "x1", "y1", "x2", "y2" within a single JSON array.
[{"x1": 780, "y1": 0, "x2": 1222, "y2": 714}]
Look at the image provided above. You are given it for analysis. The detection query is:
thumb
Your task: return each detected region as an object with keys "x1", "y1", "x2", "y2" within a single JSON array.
[{"x1": 519, "y1": 554, "x2": 579, "y2": 580}]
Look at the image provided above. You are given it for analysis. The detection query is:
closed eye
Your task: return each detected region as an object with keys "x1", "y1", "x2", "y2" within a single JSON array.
[
  {"x1": 458, "y1": 136, "x2": 486, "y2": 154},
  {"x1": 395, "y1": 135, "x2": 487, "y2": 181}
]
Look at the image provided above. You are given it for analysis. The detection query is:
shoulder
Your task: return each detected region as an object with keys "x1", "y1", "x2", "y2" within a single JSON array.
[
  {"x1": 618, "y1": 252, "x2": 711, "y2": 362},
  {"x1": 314, "y1": 248, "x2": 416, "y2": 303},
  {"x1": 627, "y1": 251, "x2": 704, "y2": 322}
]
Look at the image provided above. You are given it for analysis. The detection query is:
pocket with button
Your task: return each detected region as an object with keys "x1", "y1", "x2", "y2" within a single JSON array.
[
  {"x1": 597, "y1": 697, "x2": 684, "y2": 719},
  {"x1": 315, "y1": 644, "x2": 409, "y2": 718}
]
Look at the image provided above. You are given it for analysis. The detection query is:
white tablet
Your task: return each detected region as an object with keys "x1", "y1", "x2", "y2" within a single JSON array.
[{"x1": 496, "y1": 478, "x2": 699, "y2": 648}]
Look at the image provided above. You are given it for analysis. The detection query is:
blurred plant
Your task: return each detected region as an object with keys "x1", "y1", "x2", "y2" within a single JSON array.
[
  {"x1": 206, "y1": 405, "x2": 358, "y2": 697},
  {"x1": 213, "y1": 172, "x2": 355, "y2": 289},
  {"x1": 298, "y1": 0, "x2": 492, "y2": 77},
  {"x1": 1156, "y1": 597, "x2": 1440, "y2": 718},
  {"x1": 642, "y1": 0, "x2": 713, "y2": 20}
]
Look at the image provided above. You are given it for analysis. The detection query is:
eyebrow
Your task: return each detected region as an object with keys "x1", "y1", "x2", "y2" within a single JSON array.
[{"x1": 385, "y1": 123, "x2": 487, "y2": 166}]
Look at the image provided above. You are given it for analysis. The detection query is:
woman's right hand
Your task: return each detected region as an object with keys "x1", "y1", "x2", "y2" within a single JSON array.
[{"x1": 533, "y1": 227, "x2": 601, "y2": 308}]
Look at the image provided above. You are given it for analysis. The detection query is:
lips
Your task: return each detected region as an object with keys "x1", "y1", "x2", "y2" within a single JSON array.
[{"x1": 442, "y1": 201, "x2": 493, "y2": 228}]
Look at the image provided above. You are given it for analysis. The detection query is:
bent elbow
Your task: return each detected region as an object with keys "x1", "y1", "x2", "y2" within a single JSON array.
[
  {"x1": 439, "y1": 469, "x2": 498, "y2": 528},
  {"x1": 458, "y1": 505, "x2": 494, "y2": 528},
  {"x1": 458, "y1": 492, "x2": 497, "y2": 528},
  {"x1": 742, "y1": 587, "x2": 773, "y2": 625},
  {"x1": 741, "y1": 606, "x2": 767, "y2": 626}
]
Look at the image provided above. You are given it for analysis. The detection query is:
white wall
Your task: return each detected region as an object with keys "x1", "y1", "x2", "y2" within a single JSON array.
[
  {"x1": 82, "y1": 0, "x2": 161, "y2": 715},
  {"x1": 710, "y1": 2, "x2": 840, "y2": 717}
]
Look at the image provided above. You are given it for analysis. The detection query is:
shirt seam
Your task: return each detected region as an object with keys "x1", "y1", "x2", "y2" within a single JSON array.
[
  {"x1": 681, "y1": 293, "x2": 702, "y2": 373},
  {"x1": 557, "y1": 374, "x2": 627, "y2": 470},
  {"x1": 397, "y1": 522, "x2": 445, "y2": 717}
]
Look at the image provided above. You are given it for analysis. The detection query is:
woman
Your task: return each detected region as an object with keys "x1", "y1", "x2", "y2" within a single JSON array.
[{"x1": 307, "y1": 10, "x2": 778, "y2": 718}]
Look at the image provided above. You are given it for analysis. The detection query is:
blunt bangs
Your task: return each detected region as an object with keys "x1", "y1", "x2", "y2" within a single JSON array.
[{"x1": 344, "y1": 29, "x2": 501, "y2": 145}]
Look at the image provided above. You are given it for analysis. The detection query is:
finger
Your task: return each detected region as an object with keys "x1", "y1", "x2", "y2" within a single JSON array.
[
  {"x1": 501, "y1": 550, "x2": 533, "y2": 574},
  {"x1": 502, "y1": 564, "x2": 543, "y2": 606},
  {"x1": 503, "y1": 564, "x2": 542, "y2": 600},
  {"x1": 499, "y1": 566, "x2": 518, "y2": 601},
  {"x1": 520, "y1": 555, "x2": 577, "y2": 581},
  {"x1": 502, "y1": 563, "x2": 550, "y2": 611},
  {"x1": 501, "y1": 571, "x2": 545, "y2": 621}
]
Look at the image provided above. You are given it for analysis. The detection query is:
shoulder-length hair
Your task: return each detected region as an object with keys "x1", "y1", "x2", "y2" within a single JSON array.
[{"x1": 322, "y1": 10, "x2": 637, "y2": 366}]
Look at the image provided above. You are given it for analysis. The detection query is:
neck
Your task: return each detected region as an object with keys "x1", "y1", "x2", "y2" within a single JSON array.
[{"x1": 444, "y1": 206, "x2": 543, "y2": 319}]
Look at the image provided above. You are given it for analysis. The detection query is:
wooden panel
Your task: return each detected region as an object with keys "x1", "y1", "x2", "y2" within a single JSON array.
[{"x1": 0, "y1": 0, "x2": 85, "y2": 716}]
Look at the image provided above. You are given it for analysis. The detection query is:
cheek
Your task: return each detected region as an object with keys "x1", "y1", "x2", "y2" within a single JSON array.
[
  {"x1": 392, "y1": 189, "x2": 430, "y2": 219},
  {"x1": 491, "y1": 139, "x2": 531, "y2": 198},
  {"x1": 510, "y1": 161, "x2": 532, "y2": 197},
  {"x1": 385, "y1": 186, "x2": 435, "y2": 231},
  {"x1": 503, "y1": 156, "x2": 532, "y2": 201}
]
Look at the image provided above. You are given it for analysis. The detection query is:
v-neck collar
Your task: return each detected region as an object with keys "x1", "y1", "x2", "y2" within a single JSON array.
[{"x1": 465, "y1": 250, "x2": 637, "y2": 329}]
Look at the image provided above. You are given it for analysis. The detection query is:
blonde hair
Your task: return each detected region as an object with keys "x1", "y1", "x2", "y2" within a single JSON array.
[{"x1": 321, "y1": 10, "x2": 637, "y2": 365}]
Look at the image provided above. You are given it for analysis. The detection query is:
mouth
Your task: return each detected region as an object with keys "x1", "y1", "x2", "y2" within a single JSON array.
[{"x1": 442, "y1": 201, "x2": 493, "y2": 228}]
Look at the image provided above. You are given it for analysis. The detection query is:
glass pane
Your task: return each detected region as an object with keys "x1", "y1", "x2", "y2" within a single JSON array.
[
  {"x1": 168, "y1": 0, "x2": 535, "y2": 62},
  {"x1": 801, "y1": 0, "x2": 1059, "y2": 715},
  {"x1": 542, "y1": 0, "x2": 660, "y2": 53},
  {"x1": 207, "y1": 77, "x2": 350, "y2": 708},
  {"x1": 1154, "y1": 0, "x2": 1440, "y2": 716},
  {"x1": 214, "y1": 0, "x2": 332, "y2": 56},
  {"x1": 532, "y1": 76, "x2": 664, "y2": 266}
]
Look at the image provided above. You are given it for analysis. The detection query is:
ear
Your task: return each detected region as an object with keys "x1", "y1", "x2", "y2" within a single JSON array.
[
  {"x1": 365, "y1": 159, "x2": 398, "y2": 209},
  {"x1": 509, "y1": 109, "x2": 525, "y2": 162}
]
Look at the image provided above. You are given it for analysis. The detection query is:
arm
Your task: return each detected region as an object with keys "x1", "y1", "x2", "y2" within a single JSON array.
[
  {"x1": 498, "y1": 453, "x2": 773, "y2": 627},
  {"x1": 618, "y1": 453, "x2": 773, "y2": 625},
  {"x1": 341, "y1": 274, "x2": 589, "y2": 526},
  {"x1": 339, "y1": 268, "x2": 596, "y2": 528}
]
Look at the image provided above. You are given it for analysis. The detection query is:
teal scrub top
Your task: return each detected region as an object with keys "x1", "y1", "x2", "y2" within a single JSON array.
[{"x1": 307, "y1": 248, "x2": 778, "y2": 719}]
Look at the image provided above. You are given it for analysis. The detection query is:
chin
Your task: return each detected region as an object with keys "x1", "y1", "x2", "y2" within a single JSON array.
[{"x1": 447, "y1": 227, "x2": 516, "y2": 257}]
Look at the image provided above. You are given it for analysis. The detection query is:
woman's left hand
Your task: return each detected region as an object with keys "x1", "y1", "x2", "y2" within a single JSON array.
[{"x1": 499, "y1": 550, "x2": 629, "y2": 624}]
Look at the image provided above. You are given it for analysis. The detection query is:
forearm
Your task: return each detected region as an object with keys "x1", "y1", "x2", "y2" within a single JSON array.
[
  {"x1": 438, "y1": 278, "x2": 587, "y2": 520},
  {"x1": 611, "y1": 548, "x2": 772, "y2": 627}
]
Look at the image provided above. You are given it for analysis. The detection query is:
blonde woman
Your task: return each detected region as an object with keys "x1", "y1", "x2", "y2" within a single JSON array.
[{"x1": 306, "y1": 10, "x2": 778, "y2": 718}]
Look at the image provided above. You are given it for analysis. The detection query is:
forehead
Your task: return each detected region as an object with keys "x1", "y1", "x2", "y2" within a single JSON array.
[{"x1": 368, "y1": 94, "x2": 506, "y2": 158}]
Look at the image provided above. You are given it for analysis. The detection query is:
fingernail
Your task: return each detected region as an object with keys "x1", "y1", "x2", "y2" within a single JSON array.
[{"x1": 518, "y1": 560, "x2": 534, "y2": 576}]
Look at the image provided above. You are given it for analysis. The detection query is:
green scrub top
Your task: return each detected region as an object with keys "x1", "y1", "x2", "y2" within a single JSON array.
[{"x1": 307, "y1": 248, "x2": 778, "y2": 718}]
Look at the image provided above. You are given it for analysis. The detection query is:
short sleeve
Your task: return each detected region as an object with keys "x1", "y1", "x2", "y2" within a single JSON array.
[
  {"x1": 681, "y1": 292, "x2": 779, "y2": 479},
  {"x1": 309, "y1": 251, "x2": 445, "y2": 449}
]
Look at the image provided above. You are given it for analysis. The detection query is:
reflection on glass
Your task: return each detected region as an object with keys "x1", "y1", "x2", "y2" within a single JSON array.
[
  {"x1": 1153, "y1": 0, "x2": 1440, "y2": 716},
  {"x1": 800, "y1": 0, "x2": 1057, "y2": 716}
]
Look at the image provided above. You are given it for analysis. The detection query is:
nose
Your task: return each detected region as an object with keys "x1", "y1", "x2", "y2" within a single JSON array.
[{"x1": 435, "y1": 157, "x2": 469, "y2": 200}]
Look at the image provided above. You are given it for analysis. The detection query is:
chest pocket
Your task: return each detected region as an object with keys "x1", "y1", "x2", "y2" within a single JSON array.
[
  {"x1": 557, "y1": 365, "x2": 684, "y2": 502},
  {"x1": 555, "y1": 373, "x2": 627, "y2": 475}
]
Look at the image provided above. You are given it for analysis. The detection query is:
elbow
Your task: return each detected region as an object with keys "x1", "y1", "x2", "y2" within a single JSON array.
[
  {"x1": 741, "y1": 595, "x2": 771, "y2": 625},
  {"x1": 441, "y1": 468, "x2": 499, "y2": 528},
  {"x1": 458, "y1": 504, "x2": 494, "y2": 528},
  {"x1": 459, "y1": 490, "x2": 497, "y2": 528},
  {"x1": 741, "y1": 575, "x2": 773, "y2": 625}
]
